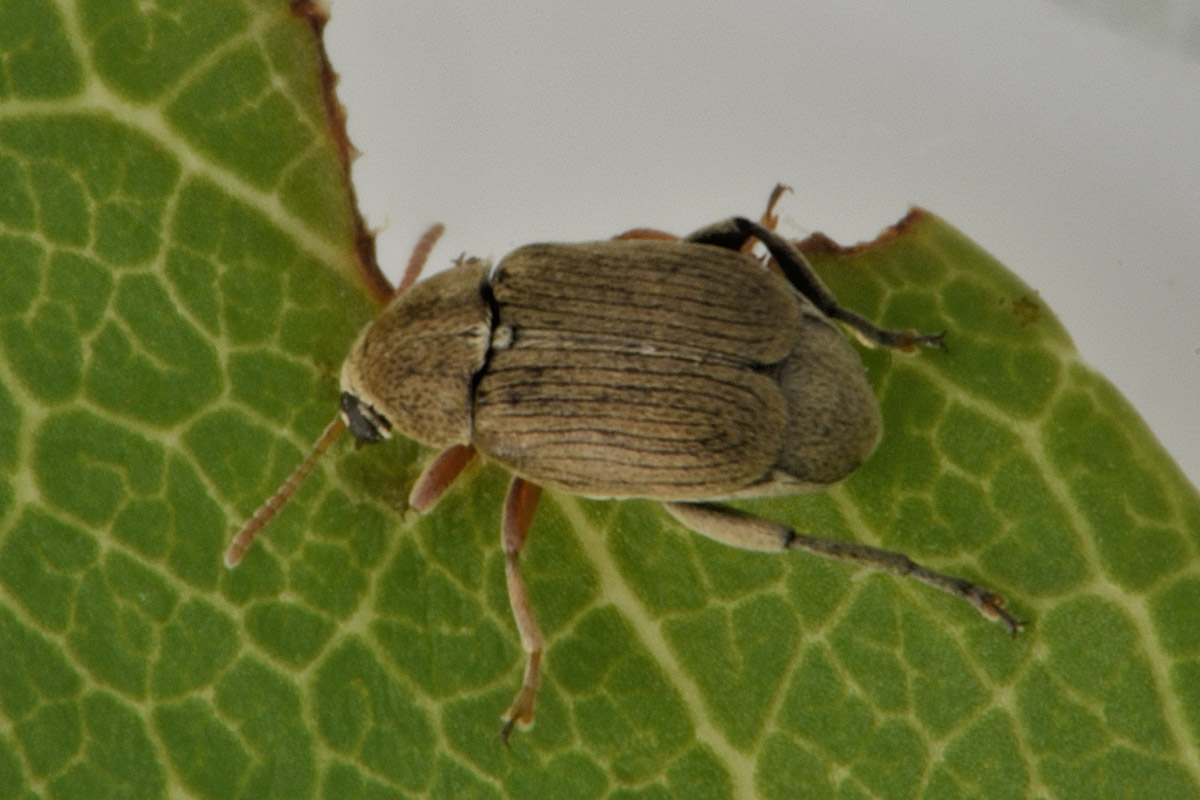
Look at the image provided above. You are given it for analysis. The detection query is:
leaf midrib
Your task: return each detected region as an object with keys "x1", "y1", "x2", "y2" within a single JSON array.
[{"x1": 557, "y1": 493, "x2": 761, "y2": 799}]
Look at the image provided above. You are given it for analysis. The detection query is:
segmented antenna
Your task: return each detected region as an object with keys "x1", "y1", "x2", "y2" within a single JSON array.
[
  {"x1": 225, "y1": 223, "x2": 446, "y2": 568},
  {"x1": 224, "y1": 416, "x2": 347, "y2": 568}
]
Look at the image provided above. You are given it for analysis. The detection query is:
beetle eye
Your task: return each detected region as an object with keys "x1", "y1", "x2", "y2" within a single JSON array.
[{"x1": 339, "y1": 392, "x2": 392, "y2": 445}]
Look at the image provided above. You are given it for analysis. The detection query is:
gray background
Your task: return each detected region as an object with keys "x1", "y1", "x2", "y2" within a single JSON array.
[{"x1": 325, "y1": 0, "x2": 1200, "y2": 489}]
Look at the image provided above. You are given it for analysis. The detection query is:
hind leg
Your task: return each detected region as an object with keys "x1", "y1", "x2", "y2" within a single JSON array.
[{"x1": 663, "y1": 501, "x2": 1022, "y2": 635}]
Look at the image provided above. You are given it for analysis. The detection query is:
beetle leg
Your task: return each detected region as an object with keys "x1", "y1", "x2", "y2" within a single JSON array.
[
  {"x1": 407, "y1": 444, "x2": 476, "y2": 512},
  {"x1": 683, "y1": 216, "x2": 757, "y2": 251},
  {"x1": 612, "y1": 228, "x2": 679, "y2": 241},
  {"x1": 686, "y1": 214, "x2": 943, "y2": 353},
  {"x1": 685, "y1": 184, "x2": 793, "y2": 251},
  {"x1": 663, "y1": 501, "x2": 1024, "y2": 635},
  {"x1": 499, "y1": 477, "x2": 545, "y2": 744},
  {"x1": 759, "y1": 183, "x2": 792, "y2": 233},
  {"x1": 734, "y1": 183, "x2": 794, "y2": 256},
  {"x1": 735, "y1": 218, "x2": 945, "y2": 353},
  {"x1": 394, "y1": 223, "x2": 446, "y2": 295}
]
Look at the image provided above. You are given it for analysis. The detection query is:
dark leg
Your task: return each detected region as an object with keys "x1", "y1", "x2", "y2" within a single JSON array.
[
  {"x1": 664, "y1": 501, "x2": 1023, "y2": 635},
  {"x1": 683, "y1": 217, "x2": 756, "y2": 250},
  {"x1": 691, "y1": 215, "x2": 943, "y2": 353},
  {"x1": 684, "y1": 183, "x2": 791, "y2": 250},
  {"x1": 616, "y1": 186, "x2": 791, "y2": 244}
]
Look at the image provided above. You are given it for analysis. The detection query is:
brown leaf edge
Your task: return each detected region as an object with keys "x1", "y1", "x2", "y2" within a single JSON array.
[
  {"x1": 796, "y1": 206, "x2": 930, "y2": 256},
  {"x1": 292, "y1": 0, "x2": 392, "y2": 306}
]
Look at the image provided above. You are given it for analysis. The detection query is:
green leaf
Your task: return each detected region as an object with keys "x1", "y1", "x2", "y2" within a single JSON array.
[{"x1": 1, "y1": 2, "x2": 1198, "y2": 799}]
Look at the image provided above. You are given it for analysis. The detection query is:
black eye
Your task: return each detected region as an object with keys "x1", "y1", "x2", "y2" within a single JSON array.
[{"x1": 340, "y1": 392, "x2": 390, "y2": 445}]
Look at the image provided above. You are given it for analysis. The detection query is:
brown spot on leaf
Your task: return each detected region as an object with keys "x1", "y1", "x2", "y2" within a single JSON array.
[{"x1": 1010, "y1": 295, "x2": 1041, "y2": 326}]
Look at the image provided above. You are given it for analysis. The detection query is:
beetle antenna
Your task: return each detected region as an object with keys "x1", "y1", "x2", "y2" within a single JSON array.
[
  {"x1": 225, "y1": 224, "x2": 444, "y2": 569},
  {"x1": 224, "y1": 416, "x2": 347, "y2": 568},
  {"x1": 395, "y1": 223, "x2": 445, "y2": 294}
]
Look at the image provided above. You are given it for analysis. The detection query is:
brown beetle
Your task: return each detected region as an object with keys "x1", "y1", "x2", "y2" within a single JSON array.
[{"x1": 227, "y1": 188, "x2": 1021, "y2": 742}]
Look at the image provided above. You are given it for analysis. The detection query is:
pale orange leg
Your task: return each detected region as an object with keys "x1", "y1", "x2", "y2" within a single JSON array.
[
  {"x1": 758, "y1": 183, "x2": 792, "y2": 232},
  {"x1": 408, "y1": 444, "x2": 475, "y2": 512},
  {"x1": 743, "y1": 182, "x2": 792, "y2": 258},
  {"x1": 612, "y1": 227, "x2": 680, "y2": 241},
  {"x1": 498, "y1": 477, "x2": 545, "y2": 744}
]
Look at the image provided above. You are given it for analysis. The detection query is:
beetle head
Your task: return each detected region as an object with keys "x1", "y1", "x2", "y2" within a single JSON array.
[
  {"x1": 225, "y1": 224, "x2": 473, "y2": 567},
  {"x1": 337, "y1": 259, "x2": 493, "y2": 449}
]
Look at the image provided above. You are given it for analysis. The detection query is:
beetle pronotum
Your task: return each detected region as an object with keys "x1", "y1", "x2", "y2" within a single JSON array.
[{"x1": 227, "y1": 187, "x2": 1021, "y2": 743}]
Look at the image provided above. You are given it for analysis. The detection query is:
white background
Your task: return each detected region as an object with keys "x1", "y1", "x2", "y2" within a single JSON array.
[{"x1": 324, "y1": 1, "x2": 1200, "y2": 490}]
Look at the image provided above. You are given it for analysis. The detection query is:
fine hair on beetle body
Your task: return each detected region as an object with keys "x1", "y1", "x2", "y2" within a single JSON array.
[{"x1": 226, "y1": 185, "x2": 1023, "y2": 744}]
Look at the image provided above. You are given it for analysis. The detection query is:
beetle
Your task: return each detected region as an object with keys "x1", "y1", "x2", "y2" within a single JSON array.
[{"x1": 226, "y1": 187, "x2": 1022, "y2": 743}]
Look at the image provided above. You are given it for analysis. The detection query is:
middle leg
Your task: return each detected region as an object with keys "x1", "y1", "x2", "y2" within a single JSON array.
[{"x1": 499, "y1": 478, "x2": 546, "y2": 744}]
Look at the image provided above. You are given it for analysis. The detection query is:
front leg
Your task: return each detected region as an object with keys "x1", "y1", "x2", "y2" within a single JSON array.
[
  {"x1": 407, "y1": 444, "x2": 476, "y2": 512},
  {"x1": 664, "y1": 501, "x2": 1023, "y2": 635}
]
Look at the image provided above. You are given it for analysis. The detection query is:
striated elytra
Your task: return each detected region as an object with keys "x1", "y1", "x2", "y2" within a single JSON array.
[{"x1": 227, "y1": 187, "x2": 1022, "y2": 743}]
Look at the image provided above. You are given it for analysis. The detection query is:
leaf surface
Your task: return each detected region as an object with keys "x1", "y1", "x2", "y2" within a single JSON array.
[{"x1": 1, "y1": 2, "x2": 1198, "y2": 799}]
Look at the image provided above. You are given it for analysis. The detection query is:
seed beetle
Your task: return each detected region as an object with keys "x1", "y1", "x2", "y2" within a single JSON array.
[{"x1": 226, "y1": 187, "x2": 1022, "y2": 743}]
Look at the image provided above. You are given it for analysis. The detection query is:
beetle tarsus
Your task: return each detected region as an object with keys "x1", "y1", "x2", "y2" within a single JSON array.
[
  {"x1": 859, "y1": 543, "x2": 1023, "y2": 634},
  {"x1": 684, "y1": 185, "x2": 792, "y2": 251},
  {"x1": 837, "y1": 315, "x2": 948, "y2": 354},
  {"x1": 924, "y1": 331, "x2": 949, "y2": 352},
  {"x1": 760, "y1": 183, "x2": 793, "y2": 232},
  {"x1": 497, "y1": 718, "x2": 518, "y2": 748},
  {"x1": 882, "y1": 328, "x2": 948, "y2": 354},
  {"x1": 499, "y1": 657, "x2": 539, "y2": 744},
  {"x1": 976, "y1": 591, "x2": 1025, "y2": 637},
  {"x1": 739, "y1": 183, "x2": 793, "y2": 253}
]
